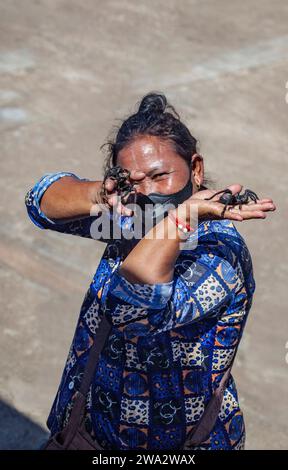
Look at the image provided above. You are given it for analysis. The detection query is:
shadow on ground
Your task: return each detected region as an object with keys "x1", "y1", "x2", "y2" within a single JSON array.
[{"x1": 0, "y1": 400, "x2": 49, "y2": 450}]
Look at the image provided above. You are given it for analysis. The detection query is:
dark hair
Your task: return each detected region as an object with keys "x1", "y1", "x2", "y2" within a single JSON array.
[
  {"x1": 101, "y1": 91, "x2": 198, "y2": 166},
  {"x1": 101, "y1": 92, "x2": 214, "y2": 188}
]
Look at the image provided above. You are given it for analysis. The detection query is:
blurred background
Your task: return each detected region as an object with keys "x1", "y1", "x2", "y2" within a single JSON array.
[{"x1": 0, "y1": 0, "x2": 287, "y2": 449}]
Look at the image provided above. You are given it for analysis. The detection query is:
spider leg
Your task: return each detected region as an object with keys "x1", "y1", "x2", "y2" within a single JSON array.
[
  {"x1": 204, "y1": 188, "x2": 232, "y2": 201},
  {"x1": 220, "y1": 201, "x2": 229, "y2": 218},
  {"x1": 249, "y1": 194, "x2": 258, "y2": 203},
  {"x1": 246, "y1": 189, "x2": 259, "y2": 201}
]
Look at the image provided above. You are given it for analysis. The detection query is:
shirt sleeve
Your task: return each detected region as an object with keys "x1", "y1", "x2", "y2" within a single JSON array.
[
  {"x1": 24, "y1": 172, "x2": 111, "y2": 241},
  {"x1": 101, "y1": 231, "x2": 245, "y2": 339}
]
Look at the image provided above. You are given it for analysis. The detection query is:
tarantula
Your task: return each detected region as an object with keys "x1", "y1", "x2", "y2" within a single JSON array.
[
  {"x1": 204, "y1": 188, "x2": 259, "y2": 218},
  {"x1": 101, "y1": 165, "x2": 135, "y2": 205}
]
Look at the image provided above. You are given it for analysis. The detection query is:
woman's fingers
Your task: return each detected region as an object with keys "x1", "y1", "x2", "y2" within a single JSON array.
[
  {"x1": 213, "y1": 203, "x2": 243, "y2": 221},
  {"x1": 104, "y1": 169, "x2": 145, "y2": 216},
  {"x1": 106, "y1": 197, "x2": 133, "y2": 216},
  {"x1": 104, "y1": 177, "x2": 117, "y2": 192},
  {"x1": 129, "y1": 170, "x2": 146, "y2": 181},
  {"x1": 109, "y1": 194, "x2": 133, "y2": 216},
  {"x1": 225, "y1": 183, "x2": 243, "y2": 196},
  {"x1": 225, "y1": 203, "x2": 277, "y2": 219},
  {"x1": 226, "y1": 207, "x2": 266, "y2": 219},
  {"x1": 247, "y1": 198, "x2": 273, "y2": 205},
  {"x1": 196, "y1": 201, "x2": 244, "y2": 222},
  {"x1": 192, "y1": 197, "x2": 276, "y2": 223},
  {"x1": 236, "y1": 201, "x2": 276, "y2": 212}
]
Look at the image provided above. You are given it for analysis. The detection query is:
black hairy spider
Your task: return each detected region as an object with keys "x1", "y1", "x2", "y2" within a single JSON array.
[
  {"x1": 101, "y1": 165, "x2": 135, "y2": 204},
  {"x1": 204, "y1": 188, "x2": 259, "y2": 218}
]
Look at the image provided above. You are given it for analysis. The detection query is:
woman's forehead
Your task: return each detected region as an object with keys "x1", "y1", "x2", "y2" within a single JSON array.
[{"x1": 117, "y1": 135, "x2": 179, "y2": 172}]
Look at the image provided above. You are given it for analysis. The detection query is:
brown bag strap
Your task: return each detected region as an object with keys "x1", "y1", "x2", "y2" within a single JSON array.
[
  {"x1": 79, "y1": 313, "x2": 112, "y2": 396},
  {"x1": 183, "y1": 338, "x2": 240, "y2": 449},
  {"x1": 60, "y1": 313, "x2": 112, "y2": 444}
]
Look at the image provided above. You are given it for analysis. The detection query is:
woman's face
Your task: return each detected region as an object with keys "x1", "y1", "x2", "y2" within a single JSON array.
[{"x1": 116, "y1": 134, "x2": 203, "y2": 196}]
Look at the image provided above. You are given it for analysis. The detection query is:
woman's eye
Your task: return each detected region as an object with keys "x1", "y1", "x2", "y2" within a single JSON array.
[{"x1": 153, "y1": 173, "x2": 167, "y2": 179}]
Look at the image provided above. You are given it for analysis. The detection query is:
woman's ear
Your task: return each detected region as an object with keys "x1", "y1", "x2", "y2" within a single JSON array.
[{"x1": 191, "y1": 153, "x2": 204, "y2": 187}]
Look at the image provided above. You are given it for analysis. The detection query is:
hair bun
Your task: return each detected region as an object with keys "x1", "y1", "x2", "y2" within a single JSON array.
[{"x1": 138, "y1": 92, "x2": 167, "y2": 116}]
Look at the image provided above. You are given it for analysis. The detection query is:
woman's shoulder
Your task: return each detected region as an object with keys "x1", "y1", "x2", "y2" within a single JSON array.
[
  {"x1": 198, "y1": 219, "x2": 249, "y2": 252},
  {"x1": 199, "y1": 219, "x2": 255, "y2": 296},
  {"x1": 184, "y1": 219, "x2": 246, "y2": 255},
  {"x1": 182, "y1": 218, "x2": 254, "y2": 273},
  {"x1": 199, "y1": 218, "x2": 242, "y2": 238}
]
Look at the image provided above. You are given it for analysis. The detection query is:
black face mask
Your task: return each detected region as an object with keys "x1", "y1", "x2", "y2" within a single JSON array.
[
  {"x1": 130, "y1": 178, "x2": 193, "y2": 238},
  {"x1": 136, "y1": 178, "x2": 193, "y2": 211}
]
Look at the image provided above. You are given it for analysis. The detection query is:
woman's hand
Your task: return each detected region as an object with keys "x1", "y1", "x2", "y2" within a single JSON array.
[
  {"x1": 90, "y1": 170, "x2": 146, "y2": 217},
  {"x1": 176, "y1": 183, "x2": 276, "y2": 224}
]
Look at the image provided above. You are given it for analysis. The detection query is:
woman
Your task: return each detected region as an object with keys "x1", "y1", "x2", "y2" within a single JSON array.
[{"x1": 25, "y1": 93, "x2": 275, "y2": 450}]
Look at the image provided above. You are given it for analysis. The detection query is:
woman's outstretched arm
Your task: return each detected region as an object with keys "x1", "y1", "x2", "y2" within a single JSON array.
[
  {"x1": 38, "y1": 174, "x2": 102, "y2": 221},
  {"x1": 119, "y1": 184, "x2": 276, "y2": 285},
  {"x1": 25, "y1": 170, "x2": 144, "y2": 239},
  {"x1": 25, "y1": 172, "x2": 106, "y2": 240}
]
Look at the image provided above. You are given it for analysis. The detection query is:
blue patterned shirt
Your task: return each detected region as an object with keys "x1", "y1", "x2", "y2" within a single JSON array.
[{"x1": 25, "y1": 172, "x2": 256, "y2": 450}]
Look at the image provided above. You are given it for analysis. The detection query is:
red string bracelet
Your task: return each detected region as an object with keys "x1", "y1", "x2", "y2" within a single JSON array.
[{"x1": 168, "y1": 211, "x2": 195, "y2": 234}]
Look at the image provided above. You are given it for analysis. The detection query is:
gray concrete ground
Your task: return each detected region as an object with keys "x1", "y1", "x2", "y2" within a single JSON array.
[{"x1": 0, "y1": 0, "x2": 287, "y2": 450}]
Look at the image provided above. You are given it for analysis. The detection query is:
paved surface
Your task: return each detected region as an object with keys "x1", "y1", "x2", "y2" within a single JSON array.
[{"x1": 0, "y1": 0, "x2": 287, "y2": 450}]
